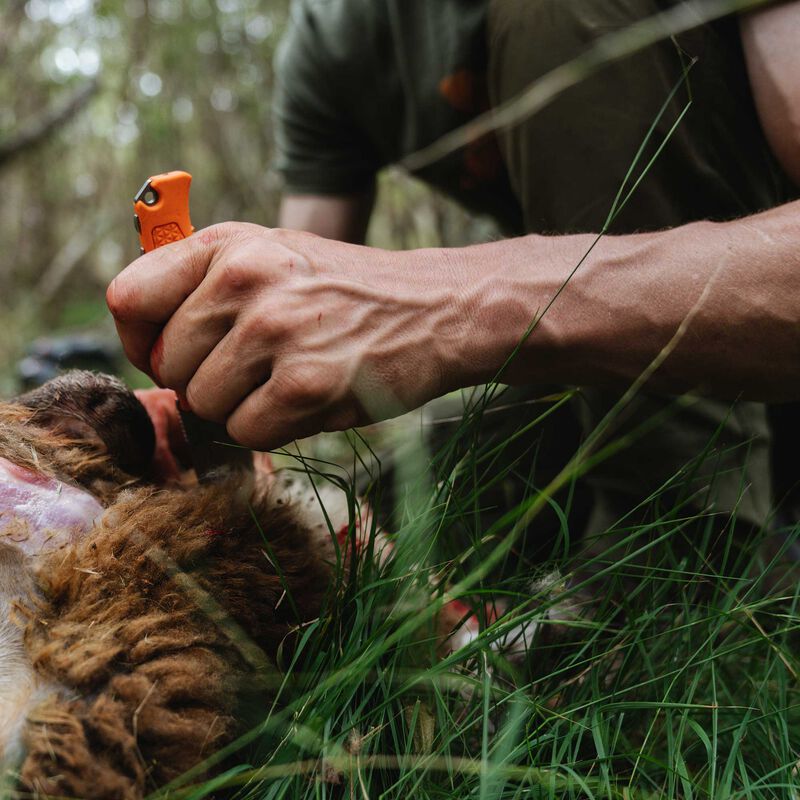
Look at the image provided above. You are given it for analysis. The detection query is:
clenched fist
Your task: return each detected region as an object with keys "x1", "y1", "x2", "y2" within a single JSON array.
[{"x1": 107, "y1": 223, "x2": 488, "y2": 450}]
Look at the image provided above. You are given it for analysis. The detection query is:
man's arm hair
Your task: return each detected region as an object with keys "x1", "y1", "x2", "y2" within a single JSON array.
[
  {"x1": 278, "y1": 186, "x2": 375, "y2": 244},
  {"x1": 740, "y1": 0, "x2": 800, "y2": 186}
]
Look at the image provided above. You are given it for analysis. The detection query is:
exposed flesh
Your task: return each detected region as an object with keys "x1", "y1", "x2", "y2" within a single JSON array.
[{"x1": 0, "y1": 457, "x2": 103, "y2": 557}]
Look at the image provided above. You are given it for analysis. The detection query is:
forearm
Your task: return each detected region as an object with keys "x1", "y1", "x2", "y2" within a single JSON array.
[{"x1": 447, "y1": 200, "x2": 800, "y2": 401}]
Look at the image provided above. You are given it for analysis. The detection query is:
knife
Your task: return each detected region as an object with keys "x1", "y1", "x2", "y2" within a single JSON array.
[{"x1": 133, "y1": 171, "x2": 251, "y2": 479}]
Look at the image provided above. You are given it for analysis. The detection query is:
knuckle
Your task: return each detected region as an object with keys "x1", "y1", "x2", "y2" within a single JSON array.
[
  {"x1": 226, "y1": 415, "x2": 261, "y2": 449},
  {"x1": 200, "y1": 221, "x2": 261, "y2": 250},
  {"x1": 106, "y1": 277, "x2": 136, "y2": 320},
  {"x1": 238, "y1": 308, "x2": 287, "y2": 343},
  {"x1": 184, "y1": 380, "x2": 214, "y2": 420},
  {"x1": 274, "y1": 366, "x2": 327, "y2": 409},
  {"x1": 236, "y1": 313, "x2": 268, "y2": 344},
  {"x1": 264, "y1": 309, "x2": 290, "y2": 339},
  {"x1": 197, "y1": 221, "x2": 241, "y2": 247},
  {"x1": 216, "y1": 255, "x2": 256, "y2": 293},
  {"x1": 196, "y1": 223, "x2": 225, "y2": 247},
  {"x1": 225, "y1": 220, "x2": 261, "y2": 239}
]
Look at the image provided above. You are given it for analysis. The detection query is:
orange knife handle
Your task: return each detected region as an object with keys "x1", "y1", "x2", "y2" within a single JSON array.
[{"x1": 133, "y1": 170, "x2": 195, "y2": 253}]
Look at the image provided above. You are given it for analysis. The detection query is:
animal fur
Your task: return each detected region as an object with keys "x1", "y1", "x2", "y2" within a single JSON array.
[{"x1": 0, "y1": 372, "x2": 334, "y2": 798}]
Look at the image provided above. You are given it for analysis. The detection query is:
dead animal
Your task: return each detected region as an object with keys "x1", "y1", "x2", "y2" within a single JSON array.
[
  {"x1": 0, "y1": 370, "x2": 554, "y2": 798},
  {"x1": 0, "y1": 370, "x2": 340, "y2": 799}
]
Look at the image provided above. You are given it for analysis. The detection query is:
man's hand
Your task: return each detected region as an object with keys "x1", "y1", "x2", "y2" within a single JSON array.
[
  {"x1": 108, "y1": 223, "x2": 476, "y2": 450},
  {"x1": 110, "y1": 199, "x2": 800, "y2": 453}
]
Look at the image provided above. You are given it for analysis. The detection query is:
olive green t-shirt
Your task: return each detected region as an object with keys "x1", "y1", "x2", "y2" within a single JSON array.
[
  {"x1": 273, "y1": 0, "x2": 523, "y2": 232},
  {"x1": 273, "y1": 0, "x2": 795, "y2": 232}
]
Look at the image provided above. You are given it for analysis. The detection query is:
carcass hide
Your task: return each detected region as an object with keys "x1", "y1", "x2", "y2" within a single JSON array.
[{"x1": 0, "y1": 371, "x2": 336, "y2": 798}]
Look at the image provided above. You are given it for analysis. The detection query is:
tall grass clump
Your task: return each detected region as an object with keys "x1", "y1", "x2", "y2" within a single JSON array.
[{"x1": 150, "y1": 381, "x2": 800, "y2": 800}]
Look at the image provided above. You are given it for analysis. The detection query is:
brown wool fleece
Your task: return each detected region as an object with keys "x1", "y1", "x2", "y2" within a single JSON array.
[
  {"x1": 18, "y1": 482, "x2": 333, "y2": 799},
  {"x1": 0, "y1": 375, "x2": 334, "y2": 799}
]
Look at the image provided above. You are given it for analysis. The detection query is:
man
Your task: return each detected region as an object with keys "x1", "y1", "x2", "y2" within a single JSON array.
[{"x1": 109, "y1": 0, "x2": 800, "y2": 539}]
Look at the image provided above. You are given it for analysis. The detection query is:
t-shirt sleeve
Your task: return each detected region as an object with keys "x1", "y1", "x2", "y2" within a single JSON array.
[{"x1": 272, "y1": 0, "x2": 381, "y2": 195}]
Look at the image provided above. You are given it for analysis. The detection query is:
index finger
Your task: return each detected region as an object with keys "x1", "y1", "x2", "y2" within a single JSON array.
[{"x1": 106, "y1": 224, "x2": 230, "y2": 376}]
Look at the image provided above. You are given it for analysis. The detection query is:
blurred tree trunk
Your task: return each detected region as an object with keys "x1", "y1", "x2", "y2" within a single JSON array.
[{"x1": 0, "y1": 79, "x2": 99, "y2": 169}]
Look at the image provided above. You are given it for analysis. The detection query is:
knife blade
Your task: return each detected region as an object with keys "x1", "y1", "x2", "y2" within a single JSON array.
[{"x1": 133, "y1": 171, "x2": 251, "y2": 479}]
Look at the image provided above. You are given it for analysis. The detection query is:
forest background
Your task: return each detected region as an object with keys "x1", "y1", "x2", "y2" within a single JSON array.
[
  {"x1": 3, "y1": 2, "x2": 800, "y2": 798},
  {"x1": 0, "y1": 0, "x2": 491, "y2": 395}
]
